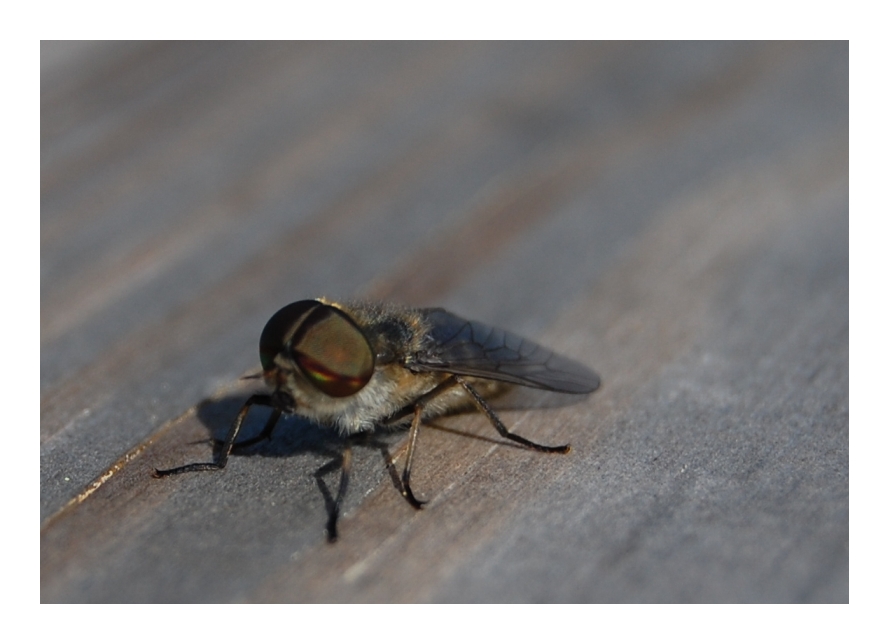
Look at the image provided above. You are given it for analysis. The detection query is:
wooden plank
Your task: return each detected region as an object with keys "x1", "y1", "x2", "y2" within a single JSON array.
[{"x1": 41, "y1": 41, "x2": 848, "y2": 602}]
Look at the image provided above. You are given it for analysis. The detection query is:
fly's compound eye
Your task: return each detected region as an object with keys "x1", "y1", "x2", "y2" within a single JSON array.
[
  {"x1": 260, "y1": 301, "x2": 374, "y2": 397},
  {"x1": 291, "y1": 305, "x2": 374, "y2": 397},
  {"x1": 259, "y1": 300, "x2": 320, "y2": 372}
]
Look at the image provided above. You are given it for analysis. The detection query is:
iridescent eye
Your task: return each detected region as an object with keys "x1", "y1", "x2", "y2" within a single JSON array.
[
  {"x1": 259, "y1": 300, "x2": 320, "y2": 372},
  {"x1": 290, "y1": 305, "x2": 374, "y2": 397}
]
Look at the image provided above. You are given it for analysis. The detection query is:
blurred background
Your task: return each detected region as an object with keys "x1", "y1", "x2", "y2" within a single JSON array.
[{"x1": 41, "y1": 42, "x2": 848, "y2": 602}]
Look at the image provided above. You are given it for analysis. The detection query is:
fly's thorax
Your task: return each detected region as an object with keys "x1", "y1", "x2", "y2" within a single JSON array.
[{"x1": 330, "y1": 300, "x2": 433, "y2": 363}]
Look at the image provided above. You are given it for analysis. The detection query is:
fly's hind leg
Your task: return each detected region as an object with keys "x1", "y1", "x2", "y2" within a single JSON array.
[
  {"x1": 454, "y1": 375, "x2": 571, "y2": 454},
  {"x1": 380, "y1": 373, "x2": 570, "y2": 510}
]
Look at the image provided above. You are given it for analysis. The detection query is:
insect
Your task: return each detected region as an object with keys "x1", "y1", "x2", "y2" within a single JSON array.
[{"x1": 154, "y1": 298, "x2": 599, "y2": 540}]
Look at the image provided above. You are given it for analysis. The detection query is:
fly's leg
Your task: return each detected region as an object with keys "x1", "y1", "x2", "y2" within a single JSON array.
[
  {"x1": 315, "y1": 444, "x2": 352, "y2": 543},
  {"x1": 328, "y1": 445, "x2": 352, "y2": 542},
  {"x1": 153, "y1": 394, "x2": 277, "y2": 477},
  {"x1": 381, "y1": 377, "x2": 461, "y2": 510},
  {"x1": 217, "y1": 407, "x2": 281, "y2": 451},
  {"x1": 379, "y1": 440, "x2": 417, "y2": 503},
  {"x1": 379, "y1": 397, "x2": 430, "y2": 509},
  {"x1": 454, "y1": 375, "x2": 571, "y2": 454},
  {"x1": 399, "y1": 405, "x2": 427, "y2": 508}
]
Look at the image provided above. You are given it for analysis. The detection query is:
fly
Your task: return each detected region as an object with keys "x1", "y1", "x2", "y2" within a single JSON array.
[{"x1": 154, "y1": 298, "x2": 600, "y2": 541}]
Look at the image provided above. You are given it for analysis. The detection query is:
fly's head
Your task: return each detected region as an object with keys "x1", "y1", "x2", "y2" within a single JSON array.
[{"x1": 259, "y1": 300, "x2": 375, "y2": 417}]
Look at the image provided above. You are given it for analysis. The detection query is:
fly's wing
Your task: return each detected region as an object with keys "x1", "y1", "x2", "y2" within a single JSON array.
[{"x1": 409, "y1": 309, "x2": 600, "y2": 394}]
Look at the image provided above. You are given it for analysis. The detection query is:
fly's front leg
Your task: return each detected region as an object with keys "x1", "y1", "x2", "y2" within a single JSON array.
[
  {"x1": 454, "y1": 376, "x2": 571, "y2": 454},
  {"x1": 153, "y1": 394, "x2": 277, "y2": 477},
  {"x1": 219, "y1": 406, "x2": 282, "y2": 451},
  {"x1": 315, "y1": 444, "x2": 353, "y2": 543}
]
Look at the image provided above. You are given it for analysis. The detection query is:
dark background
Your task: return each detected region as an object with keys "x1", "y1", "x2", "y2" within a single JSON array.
[{"x1": 41, "y1": 41, "x2": 848, "y2": 602}]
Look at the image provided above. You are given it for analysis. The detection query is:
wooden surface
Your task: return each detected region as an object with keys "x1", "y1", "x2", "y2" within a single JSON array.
[{"x1": 40, "y1": 41, "x2": 848, "y2": 602}]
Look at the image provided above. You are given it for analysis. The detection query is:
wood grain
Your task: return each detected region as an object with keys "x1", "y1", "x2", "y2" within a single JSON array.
[{"x1": 41, "y1": 41, "x2": 848, "y2": 602}]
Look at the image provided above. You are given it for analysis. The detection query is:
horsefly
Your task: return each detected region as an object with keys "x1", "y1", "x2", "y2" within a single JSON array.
[{"x1": 154, "y1": 298, "x2": 600, "y2": 540}]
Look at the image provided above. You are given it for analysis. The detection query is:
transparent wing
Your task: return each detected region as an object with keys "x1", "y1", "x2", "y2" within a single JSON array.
[{"x1": 410, "y1": 309, "x2": 600, "y2": 394}]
